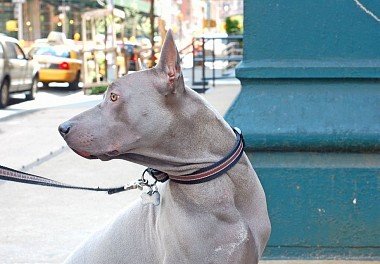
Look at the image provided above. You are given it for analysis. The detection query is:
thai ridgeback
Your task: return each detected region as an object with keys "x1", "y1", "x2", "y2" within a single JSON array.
[{"x1": 59, "y1": 30, "x2": 270, "y2": 264}]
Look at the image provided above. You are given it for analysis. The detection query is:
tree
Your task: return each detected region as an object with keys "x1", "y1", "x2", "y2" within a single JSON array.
[{"x1": 225, "y1": 17, "x2": 243, "y2": 35}]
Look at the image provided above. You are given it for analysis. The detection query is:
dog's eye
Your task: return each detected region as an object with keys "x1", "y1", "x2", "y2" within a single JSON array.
[{"x1": 110, "y1": 93, "x2": 119, "y2": 102}]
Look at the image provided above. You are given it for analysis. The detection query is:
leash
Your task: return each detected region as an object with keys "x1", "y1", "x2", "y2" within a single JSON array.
[
  {"x1": 0, "y1": 165, "x2": 149, "y2": 195},
  {"x1": 0, "y1": 127, "x2": 244, "y2": 197}
]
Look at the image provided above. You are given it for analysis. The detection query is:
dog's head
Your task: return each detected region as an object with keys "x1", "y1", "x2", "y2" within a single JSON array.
[{"x1": 58, "y1": 30, "x2": 185, "y2": 161}]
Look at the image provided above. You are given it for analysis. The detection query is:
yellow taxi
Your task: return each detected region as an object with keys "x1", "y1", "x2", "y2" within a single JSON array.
[{"x1": 29, "y1": 44, "x2": 81, "y2": 89}]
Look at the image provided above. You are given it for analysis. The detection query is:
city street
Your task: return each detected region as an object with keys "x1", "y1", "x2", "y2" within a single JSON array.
[{"x1": 1, "y1": 0, "x2": 378, "y2": 261}]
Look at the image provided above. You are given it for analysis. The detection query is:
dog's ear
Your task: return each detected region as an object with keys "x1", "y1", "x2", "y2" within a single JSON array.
[{"x1": 155, "y1": 29, "x2": 184, "y2": 95}]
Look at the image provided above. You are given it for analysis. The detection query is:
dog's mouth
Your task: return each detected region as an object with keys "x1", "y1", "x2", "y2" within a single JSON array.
[
  {"x1": 71, "y1": 148, "x2": 98, "y2": 159},
  {"x1": 71, "y1": 148, "x2": 120, "y2": 160},
  {"x1": 106, "y1": 150, "x2": 120, "y2": 157}
]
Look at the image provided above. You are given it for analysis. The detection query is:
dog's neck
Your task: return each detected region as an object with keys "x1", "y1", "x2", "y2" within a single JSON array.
[{"x1": 123, "y1": 87, "x2": 237, "y2": 177}]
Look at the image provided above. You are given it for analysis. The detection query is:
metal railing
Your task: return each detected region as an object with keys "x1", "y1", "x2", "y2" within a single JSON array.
[{"x1": 191, "y1": 35, "x2": 243, "y2": 93}]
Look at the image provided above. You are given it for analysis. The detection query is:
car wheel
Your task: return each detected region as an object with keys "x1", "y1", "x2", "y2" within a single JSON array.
[
  {"x1": 25, "y1": 76, "x2": 38, "y2": 101},
  {"x1": 69, "y1": 71, "x2": 80, "y2": 90},
  {"x1": 0, "y1": 79, "x2": 10, "y2": 109},
  {"x1": 41, "y1": 82, "x2": 49, "y2": 89}
]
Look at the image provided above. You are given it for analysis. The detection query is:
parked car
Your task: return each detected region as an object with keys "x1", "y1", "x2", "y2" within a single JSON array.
[
  {"x1": 28, "y1": 44, "x2": 82, "y2": 89},
  {"x1": 0, "y1": 34, "x2": 39, "y2": 108}
]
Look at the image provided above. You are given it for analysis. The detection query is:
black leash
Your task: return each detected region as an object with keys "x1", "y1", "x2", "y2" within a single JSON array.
[{"x1": 0, "y1": 165, "x2": 127, "y2": 195}]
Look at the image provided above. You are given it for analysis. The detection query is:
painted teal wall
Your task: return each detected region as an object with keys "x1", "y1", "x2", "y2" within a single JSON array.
[
  {"x1": 225, "y1": 0, "x2": 380, "y2": 259},
  {"x1": 251, "y1": 152, "x2": 380, "y2": 259},
  {"x1": 227, "y1": 79, "x2": 380, "y2": 152},
  {"x1": 244, "y1": 1, "x2": 379, "y2": 61}
]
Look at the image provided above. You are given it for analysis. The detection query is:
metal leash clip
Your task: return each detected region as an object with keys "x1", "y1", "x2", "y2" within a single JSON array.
[
  {"x1": 123, "y1": 180, "x2": 144, "y2": 191},
  {"x1": 140, "y1": 169, "x2": 161, "y2": 206}
]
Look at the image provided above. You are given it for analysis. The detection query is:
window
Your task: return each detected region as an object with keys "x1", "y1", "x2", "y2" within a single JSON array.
[
  {"x1": 5, "y1": 42, "x2": 25, "y2": 59},
  {"x1": 5, "y1": 42, "x2": 17, "y2": 59},
  {"x1": 0, "y1": 43, "x2": 3, "y2": 58},
  {"x1": 33, "y1": 46, "x2": 70, "y2": 58},
  {"x1": 14, "y1": 43, "x2": 25, "y2": 59}
]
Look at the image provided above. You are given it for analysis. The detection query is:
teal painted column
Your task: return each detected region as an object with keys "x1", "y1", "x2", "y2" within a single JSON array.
[{"x1": 225, "y1": 0, "x2": 380, "y2": 259}]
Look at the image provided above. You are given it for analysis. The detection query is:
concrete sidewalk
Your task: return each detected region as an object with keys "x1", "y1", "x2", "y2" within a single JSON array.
[{"x1": 0, "y1": 80, "x2": 377, "y2": 263}]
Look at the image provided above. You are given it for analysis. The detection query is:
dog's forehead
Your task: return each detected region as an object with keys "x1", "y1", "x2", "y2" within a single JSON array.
[
  {"x1": 109, "y1": 71, "x2": 150, "y2": 92},
  {"x1": 107, "y1": 77, "x2": 132, "y2": 93},
  {"x1": 107, "y1": 80, "x2": 123, "y2": 92}
]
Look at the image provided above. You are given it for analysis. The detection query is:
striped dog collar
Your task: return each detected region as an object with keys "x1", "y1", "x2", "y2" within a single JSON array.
[{"x1": 147, "y1": 127, "x2": 244, "y2": 185}]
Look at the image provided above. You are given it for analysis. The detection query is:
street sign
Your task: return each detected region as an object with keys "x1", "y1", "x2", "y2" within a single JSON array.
[
  {"x1": 58, "y1": 6, "x2": 70, "y2": 11},
  {"x1": 203, "y1": 19, "x2": 216, "y2": 28},
  {"x1": 6, "y1": 20, "x2": 18, "y2": 32}
]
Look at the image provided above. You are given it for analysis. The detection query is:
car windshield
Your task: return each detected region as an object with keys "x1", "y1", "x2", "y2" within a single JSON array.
[{"x1": 33, "y1": 46, "x2": 70, "y2": 58}]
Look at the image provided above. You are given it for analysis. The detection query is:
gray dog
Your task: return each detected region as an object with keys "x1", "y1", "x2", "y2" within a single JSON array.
[{"x1": 59, "y1": 30, "x2": 270, "y2": 264}]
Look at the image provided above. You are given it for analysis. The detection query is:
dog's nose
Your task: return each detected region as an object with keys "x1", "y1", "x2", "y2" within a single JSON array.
[{"x1": 58, "y1": 122, "x2": 71, "y2": 137}]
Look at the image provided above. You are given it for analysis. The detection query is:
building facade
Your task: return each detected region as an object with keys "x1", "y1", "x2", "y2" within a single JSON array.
[
  {"x1": 0, "y1": 0, "x2": 242, "y2": 45},
  {"x1": 0, "y1": 0, "x2": 93, "y2": 41}
]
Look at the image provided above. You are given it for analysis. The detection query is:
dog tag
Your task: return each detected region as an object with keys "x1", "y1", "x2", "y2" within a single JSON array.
[{"x1": 140, "y1": 188, "x2": 160, "y2": 206}]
